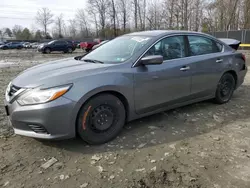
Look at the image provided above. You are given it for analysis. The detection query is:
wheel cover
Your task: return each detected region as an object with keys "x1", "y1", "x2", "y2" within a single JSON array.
[
  {"x1": 220, "y1": 76, "x2": 234, "y2": 99},
  {"x1": 90, "y1": 105, "x2": 115, "y2": 132}
]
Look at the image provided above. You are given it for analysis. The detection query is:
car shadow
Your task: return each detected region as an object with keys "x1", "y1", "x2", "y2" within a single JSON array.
[{"x1": 40, "y1": 84, "x2": 250, "y2": 154}]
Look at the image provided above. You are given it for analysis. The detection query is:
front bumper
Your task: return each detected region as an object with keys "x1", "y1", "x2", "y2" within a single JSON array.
[{"x1": 4, "y1": 96, "x2": 77, "y2": 140}]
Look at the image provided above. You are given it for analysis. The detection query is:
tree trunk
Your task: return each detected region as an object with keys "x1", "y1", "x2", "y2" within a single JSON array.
[
  {"x1": 111, "y1": 0, "x2": 116, "y2": 36},
  {"x1": 184, "y1": 0, "x2": 188, "y2": 30},
  {"x1": 134, "y1": 0, "x2": 138, "y2": 30}
]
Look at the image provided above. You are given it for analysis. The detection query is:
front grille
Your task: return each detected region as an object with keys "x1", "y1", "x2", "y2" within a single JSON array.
[
  {"x1": 8, "y1": 85, "x2": 21, "y2": 97},
  {"x1": 28, "y1": 125, "x2": 49, "y2": 134}
]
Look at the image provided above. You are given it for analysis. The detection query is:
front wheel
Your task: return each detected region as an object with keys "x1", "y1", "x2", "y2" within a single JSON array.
[
  {"x1": 77, "y1": 94, "x2": 126, "y2": 145},
  {"x1": 214, "y1": 73, "x2": 236, "y2": 104}
]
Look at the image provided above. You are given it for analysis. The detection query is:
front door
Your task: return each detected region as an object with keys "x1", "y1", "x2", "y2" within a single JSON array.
[{"x1": 134, "y1": 35, "x2": 192, "y2": 114}]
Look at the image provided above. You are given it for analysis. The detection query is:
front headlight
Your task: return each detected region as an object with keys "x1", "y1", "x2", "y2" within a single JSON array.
[{"x1": 17, "y1": 84, "x2": 72, "y2": 105}]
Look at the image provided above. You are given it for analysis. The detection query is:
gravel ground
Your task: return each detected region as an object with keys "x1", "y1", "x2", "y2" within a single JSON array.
[{"x1": 1, "y1": 49, "x2": 250, "y2": 188}]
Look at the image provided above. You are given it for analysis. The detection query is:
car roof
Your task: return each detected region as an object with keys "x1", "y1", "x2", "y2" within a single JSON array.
[{"x1": 125, "y1": 30, "x2": 204, "y2": 37}]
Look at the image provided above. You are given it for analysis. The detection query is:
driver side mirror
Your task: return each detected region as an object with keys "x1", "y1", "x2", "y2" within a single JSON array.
[{"x1": 140, "y1": 55, "x2": 163, "y2": 65}]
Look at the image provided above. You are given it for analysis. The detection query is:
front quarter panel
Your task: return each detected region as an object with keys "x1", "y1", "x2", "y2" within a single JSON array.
[{"x1": 63, "y1": 65, "x2": 135, "y2": 123}]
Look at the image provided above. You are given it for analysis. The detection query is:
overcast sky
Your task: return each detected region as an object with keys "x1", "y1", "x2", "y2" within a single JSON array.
[{"x1": 0, "y1": 0, "x2": 86, "y2": 30}]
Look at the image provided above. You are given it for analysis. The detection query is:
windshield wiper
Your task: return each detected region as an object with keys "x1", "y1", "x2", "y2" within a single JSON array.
[{"x1": 83, "y1": 59, "x2": 104, "y2": 64}]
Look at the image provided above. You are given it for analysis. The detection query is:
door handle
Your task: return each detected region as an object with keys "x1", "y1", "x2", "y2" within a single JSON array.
[
  {"x1": 216, "y1": 59, "x2": 223, "y2": 63},
  {"x1": 180, "y1": 66, "x2": 190, "y2": 71}
]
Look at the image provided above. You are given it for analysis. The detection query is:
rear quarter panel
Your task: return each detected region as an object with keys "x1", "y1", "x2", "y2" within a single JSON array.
[{"x1": 232, "y1": 52, "x2": 247, "y2": 88}]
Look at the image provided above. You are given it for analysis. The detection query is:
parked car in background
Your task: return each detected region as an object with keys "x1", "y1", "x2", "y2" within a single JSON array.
[
  {"x1": 23, "y1": 42, "x2": 32, "y2": 49},
  {"x1": 92, "y1": 40, "x2": 109, "y2": 51},
  {"x1": 73, "y1": 41, "x2": 81, "y2": 48},
  {"x1": 80, "y1": 38, "x2": 103, "y2": 52},
  {"x1": 31, "y1": 42, "x2": 40, "y2": 49},
  {"x1": 0, "y1": 42, "x2": 23, "y2": 50},
  {"x1": 37, "y1": 40, "x2": 76, "y2": 53},
  {"x1": 66, "y1": 40, "x2": 79, "y2": 49},
  {"x1": 4, "y1": 30, "x2": 247, "y2": 144}
]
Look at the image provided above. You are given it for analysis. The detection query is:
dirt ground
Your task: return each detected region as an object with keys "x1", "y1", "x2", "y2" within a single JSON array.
[{"x1": 1, "y1": 49, "x2": 250, "y2": 188}]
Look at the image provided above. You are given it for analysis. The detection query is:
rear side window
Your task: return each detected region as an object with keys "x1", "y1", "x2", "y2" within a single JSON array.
[
  {"x1": 188, "y1": 36, "x2": 221, "y2": 56},
  {"x1": 144, "y1": 36, "x2": 186, "y2": 61},
  {"x1": 55, "y1": 41, "x2": 66, "y2": 45}
]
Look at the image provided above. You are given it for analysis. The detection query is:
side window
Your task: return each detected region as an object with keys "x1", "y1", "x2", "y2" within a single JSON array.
[
  {"x1": 55, "y1": 41, "x2": 65, "y2": 45},
  {"x1": 216, "y1": 42, "x2": 223, "y2": 52},
  {"x1": 188, "y1": 36, "x2": 221, "y2": 56},
  {"x1": 144, "y1": 36, "x2": 185, "y2": 61}
]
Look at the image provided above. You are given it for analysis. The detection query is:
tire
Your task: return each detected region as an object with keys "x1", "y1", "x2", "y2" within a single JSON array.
[
  {"x1": 77, "y1": 94, "x2": 126, "y2": 145},
  {"x1": 67, "y1": 48, "x2": 73, "y2": 53},
  {"x1": 85, "y1": 48, "x2": 91, "y2": 53},
  {"x1": 214, "y1": 73, "x2": 236, "y2": 104},
  {"x1": 44, "y1": 48, "x2": 51, "y2": 54},
  {"x1": 3, "y1": 46, "x2": 7, "y2": 50}
]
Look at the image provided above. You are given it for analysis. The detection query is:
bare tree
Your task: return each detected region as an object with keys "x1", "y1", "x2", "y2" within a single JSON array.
[
  {"x1": 36, "y1": 8, "x2": 53, "y2": 36},
  {"x1": 243, "y1": 0, "x2": 250, "y2": 28},
  {"x1": 54, "y1": 14, "x2": 64, "y2": 38},
  {"x1": 146, "y1": 0, "x2": 164, "y2": 30},
  {"x1": 87, "y1": 0, "x2": 110, "y2": 37},
  {"x1": 110, "y1": 0, "x2": 117, "y2": 36},
  {"x1": 76, "y1": 9, "x2": 90, "y2": 37},
  {"x1": 68, "y1": 19, "x2": 77, "y2": 38},
  {"x1": 118, "y1": 0, "x2": 129, "y2": 32},
  {"x1": 133, "y1": 0, "x2": 138, "y2": 30},
  {"x1": 0, "y1": 29, "x2": 5, "y2": 41}
]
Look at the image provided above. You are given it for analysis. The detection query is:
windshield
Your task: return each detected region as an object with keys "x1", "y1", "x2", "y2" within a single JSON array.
[{"x1": 82, "y1": 36, "x2": 151, "y2": 64}]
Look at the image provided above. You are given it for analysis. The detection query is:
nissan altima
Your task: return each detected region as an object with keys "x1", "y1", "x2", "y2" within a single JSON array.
[{"x1": 4, "y1": 30, "x2": 247, "y2": 144}]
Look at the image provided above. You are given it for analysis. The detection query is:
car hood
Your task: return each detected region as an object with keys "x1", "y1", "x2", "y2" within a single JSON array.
[{"x1": 12, "y1": 57, "x2": 112, "y2": 88}]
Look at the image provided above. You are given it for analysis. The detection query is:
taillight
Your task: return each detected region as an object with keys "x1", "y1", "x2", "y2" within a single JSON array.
[{"x1": 242, "y1": 54, "x2": 246, "y2": 62}]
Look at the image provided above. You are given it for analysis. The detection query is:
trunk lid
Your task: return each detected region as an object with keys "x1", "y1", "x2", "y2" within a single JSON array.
[{"x1": 218, "y1": 38, "x2": 241, "y2": 50}]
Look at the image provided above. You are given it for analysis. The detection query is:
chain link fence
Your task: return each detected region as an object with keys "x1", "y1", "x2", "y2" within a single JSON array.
[{"x1": 208, "y1": 30, "x2": 250, "y2": 43}]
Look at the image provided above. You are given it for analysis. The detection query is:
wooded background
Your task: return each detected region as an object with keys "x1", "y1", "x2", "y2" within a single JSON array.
[{"x1": 0, "y1": 0, "x2": 249, "y2": 40}]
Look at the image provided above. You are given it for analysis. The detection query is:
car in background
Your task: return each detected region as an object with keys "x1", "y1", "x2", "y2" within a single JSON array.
[
  {"x1": 23, "y1": 42, "x2": 32, "y2": 49},
  {"x1": 73, "y1": 41, "x2": 81, "y2": 48},
  {"x1": 80, "y1": 38, "x2": 103, "y2": 52},
  {"x1": 31, "y1": 42, "x2": 40, "y2": 49},
  {"x1": 0, "y1": 42, "x2": 23, "y2": 50},
  {"x1": 66, "y1": 40, "x2": 80, "y2": 49},
  {"x1": 4, "y1": 30, "x2": 247, "y2": 145},
  {"x1": 92, "y1": 40, "x2": 109, "y2": 51},
  {"x1": 37, "y1": 40, "x2": 76, "y2": 54}
]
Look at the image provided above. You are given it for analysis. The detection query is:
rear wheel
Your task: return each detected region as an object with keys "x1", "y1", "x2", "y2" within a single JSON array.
[
  {"x1": 67, "y1": 47, "x2": 73, "y2": 53},
  {"x1": 214, "y1": 73, "x2": 236, "y2": 104},
  {"x1": 44, "y1": 48, "x2": 51, "y2": 54},
  {"x1": 77, "y1": 94, "x2": 126, "y2": 145},
  {"x1": 85, "y1": 48, "x2": 91, "y2": 53}
]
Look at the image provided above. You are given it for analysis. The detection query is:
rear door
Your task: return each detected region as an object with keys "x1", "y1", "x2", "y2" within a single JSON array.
[
  {"x1": 187, "y1": 35, "x2": 226, "y2": 98},
  {"x1": 54, "y1": 41, "x2": 66, "y2": 51},
  {"x1": 134, "y1": 35, "x2": 193, "y2": 114}
]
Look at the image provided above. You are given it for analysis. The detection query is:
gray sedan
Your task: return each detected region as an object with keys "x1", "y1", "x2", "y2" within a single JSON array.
[{"x1": 4, "y1": 30, "x2": 247, "y2": 144}]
